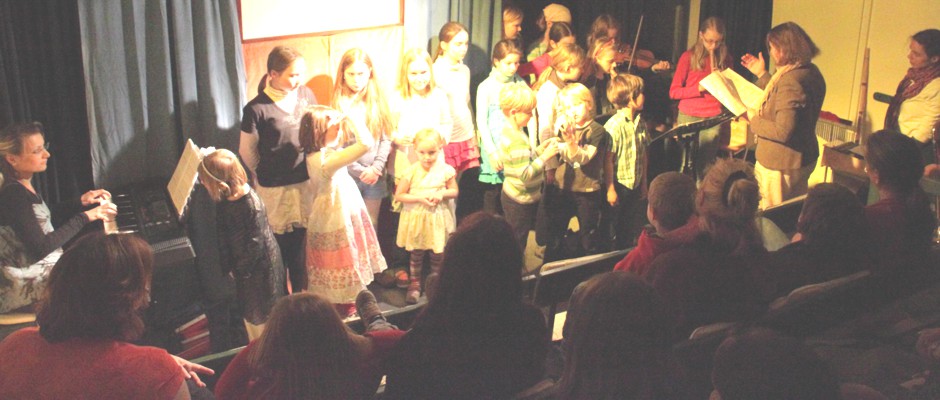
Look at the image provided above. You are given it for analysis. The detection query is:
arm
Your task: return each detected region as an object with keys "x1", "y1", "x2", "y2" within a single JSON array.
[
  {"x1": 669, "y1": 52, "x2": 704, "y2": 100},
  {"x1": 1, "y1": 186, "x2": 90, "y2": 262},
  {"x1": 368, "y1": 134, "x2": 392, "y2": 175},
  {"x1": 475, "y1": 81, "x2": 491, "y2": 150},
  {"x1": 238, "y1": 132, "x2": 260, "y2": 176},
  {"x1": 749, "y1": 75, "x2": 807, "y2": 144},
  {"x1": 501, "y1": 139, "x2": 550, "y2": 184},
  {"x1": 394, "y1": 172, "x2": 432, "y2": 206},
  {"x1": 558, "y1": 128, "x2": 600, "y2": 166},
  {"x1": 605, "y1": 150, "x2": 618, "y2": 207},
  {"x1": 439, "y1": 174, "x2": 459, "y2": 201},
  {"x1": 321, "y1": 122, "x2": 373, "y2": 177}
]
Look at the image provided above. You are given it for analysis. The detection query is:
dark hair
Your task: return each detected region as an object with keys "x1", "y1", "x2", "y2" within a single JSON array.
[
  {"x1": 491, "y1": 39, "x2": 522, "y2": 64},
  {"x1": 712, "y1": 328, "x2": 840, "y2": 400},
  {"x1": 547, "y1": 21, "x2": 574, "y2": 51},
  {"x1": 423, "y1": 212, "x2": 524, "y2": 328},
  {"x1": 435, "y1": 21, "x2": 469, "y2": 60},
  {"x1": 257, "y1": 46, "x2": 303, "y2": 93},
  {"x1": 766, "y1": 22, "x2": 820, "y2": 65},
  {"x1": 698, "y1": 159, "x2": 763, "y2": 253},
  {"x1": 0, "y1": 122, "x2": 44, "y2": 185},
  {"x1": 557, "y1": 271, "x2": 676, "y2": 399},
  {"x1": 248, "y1": 293, "x2": 361, "y2": 399},
  {"x1": 797, "y1": 183, "x2": 870, "y2": 256},
  {"x1": 647, "y1": 172, "x2": 696, "y2": 231},
  {"x1": 866, "y1": 130, "x2": 934, "y2": 248},
  {"x1": 37, "y1": 232, "x2": 153, "y2": 343},
  {"x1": 912, "y1": 29, "x2": 940, "y2": 59}
]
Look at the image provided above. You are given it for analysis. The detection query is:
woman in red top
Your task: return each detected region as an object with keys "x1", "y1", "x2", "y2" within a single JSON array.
[
  {"x1": 669, "y1": 17, "x2": 732, "y2": 180},
  {"x1": 214, "y1": 291, "x2": 404, "y2": 399}
]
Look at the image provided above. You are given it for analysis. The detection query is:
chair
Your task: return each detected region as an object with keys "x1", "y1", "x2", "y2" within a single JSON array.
[
  {"x1": 757, "y1": 270, "x2": 875, "y2": 338},
  {"x1": 530, "y1": 249, "x2": 629, "y2": 329}
]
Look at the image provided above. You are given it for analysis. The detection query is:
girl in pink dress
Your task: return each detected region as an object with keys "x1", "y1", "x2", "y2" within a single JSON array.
[{"x1": 300, "y1": 105, "x2": 386, "y2": 317}]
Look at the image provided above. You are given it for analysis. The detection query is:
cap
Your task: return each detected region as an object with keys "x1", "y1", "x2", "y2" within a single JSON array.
[{"x1": 543, "y1": 4, "x2": 572, "y2": 24}]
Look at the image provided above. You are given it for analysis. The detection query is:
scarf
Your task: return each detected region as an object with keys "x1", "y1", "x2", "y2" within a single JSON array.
[
  {"x1": 262, "y1": 75, "x2": 295, "y2": 103},
  {"x1": 884, "y1": 63, "x2": 940, "y2": 131},
  {"x1": 756, "y1": 63, "x2": 799, "y2": 117}
]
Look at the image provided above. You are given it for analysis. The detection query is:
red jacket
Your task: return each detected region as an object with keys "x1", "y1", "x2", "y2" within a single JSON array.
[{"x1": 614, "y1": 216, "x2": 700, "y2": 278}]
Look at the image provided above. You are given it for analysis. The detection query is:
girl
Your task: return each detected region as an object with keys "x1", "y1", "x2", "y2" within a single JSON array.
[
  {"x1": 300, "y1": 105, "x2": 386, "y2": 317},
  {"x1": 535, "y1": 83, "x2": 610, "y2": 263},
  {"x1": 502, "y1": 4, "x2": 524, "y2": 44},
  {"x1": 529, "y1": 42, "x2": 585, "y2": 183},
  {"x1": 433, "y1": 22, "x2": 480, "y2": 179},
  {"x1": 395, "y1": 128, "x2": 458, "y2": 304},
  {"x1": 585, "y1": 13, "x2": 623, "y2": 51},
  {"x1": 670, "y1": 17, "x2": 732, "y2": 181},
  {"x1": 476, "y1": 39, "x2": 524, "y2": 215},
  {"x1": 198, "y1": 149, "x2": 286, "y2": 339},
  {"x1": 240, "y1": 46, "x2": 317, "y2": 293},
  {"x1": 517, "y1": 21, "x2": 575, "y2": 85},
  {"x1": 390, "y1": 48, "x2": 452, "y2": 184},
  {"x1": 332, "y1": 48, "x2": 394, "y2": 226}
]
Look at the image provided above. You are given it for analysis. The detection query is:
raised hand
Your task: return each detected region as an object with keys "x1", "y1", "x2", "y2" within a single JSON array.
[{"x1": 741, "y1": 52, "x2": 766, "y2": 78}]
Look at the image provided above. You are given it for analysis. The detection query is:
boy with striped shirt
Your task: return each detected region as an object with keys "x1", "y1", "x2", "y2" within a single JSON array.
[{"x1": 498, "y1": 83, "x2": 559, "y2": 250}]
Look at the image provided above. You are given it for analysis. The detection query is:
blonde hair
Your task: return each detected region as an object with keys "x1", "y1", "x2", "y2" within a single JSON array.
[
  {"x1": 413, "y1": 128, "x2": 445, "y2": 149},
  {"x1": 691, "y1": 17, "x2": 729, "y2": 71},
  {"x1": 503, "y1": 5, "x2": 523, "y2": 25},
  {"x1": 499, "y1": 82, "x2": 536, "y2": 115},
  {"x1": 331, "y1": 48, "x2": 393, "y2": 141},
  {"x1": 607, "y1": 74, "x2": 644, "y2": 109},
  {"x1": 397, "y1": 48, "x2": 436, "y2": 99},
  {"x1": 199, "y1": 149, "x2": 248, "y2": 202},
  {"x1": 533, "y1": 42, "x2": 585, "y2": 91},
  {"x1": 0, "y1": 122, "x2": 44, "y2": 184},
  {"x1": 435, "y1": 21, "x2": 469, "y2": 61},
  {"x1": 555, "y1": 82, "x2": 595, "y2": 118}
]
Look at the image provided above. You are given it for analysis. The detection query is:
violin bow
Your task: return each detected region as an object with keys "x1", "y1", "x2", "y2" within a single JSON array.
[{"x1": 627, "y1": 14, "x2": 644, "y2": 72}]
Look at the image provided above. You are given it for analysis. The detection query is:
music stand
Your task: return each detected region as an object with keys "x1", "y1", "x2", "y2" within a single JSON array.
[{"x1": 651, "y1": 113, "x2": 734, "y2": 180}]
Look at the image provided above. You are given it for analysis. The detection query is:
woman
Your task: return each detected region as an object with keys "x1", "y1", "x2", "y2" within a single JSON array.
[
  {"x1": 0, "y1": 233, "x2": 211, "y2": 399},
  {"x1": 383, "y1": 212, "x2": 550, "y2": 399},
  {"x1": 670, "y1": 16, "x2": 732, "y2": 181},
  {"x1": 742, "y1": 22, "x2": 826, "y2": 209},
  {"x1": 239, "y1": 46, "x2": 318, "y2": 293},
  {"x1": 647, "y1": 158, "x2": 772, "y2": 338},
  {"x1": 0, "y1": 122, "x2": 116, "y2": 313},
  {"x1": 864, "y1": 130, "x2": 935, "y2": 291},
  {"x1": 885, "y1": 29, "x2": 940, "y2": 164},
  {"x1": 214, "y1": 291, "x2": 403, "y2": 399},
  {"x1": 554, "y1": 271, "x2": 683, "y2": 399}
]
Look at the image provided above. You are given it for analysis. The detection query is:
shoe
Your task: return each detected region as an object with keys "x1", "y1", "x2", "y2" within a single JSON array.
[
  {"x1": 405, "y1": 280, "x2": 421, "y2": 305},
  {"x1": 355, "y1": 290, "x2": 384, "y2": 325},
  {"x1": 395, "y1": 269, "x2": 410, "y2": 289},
  {"x1": 374, "y1": 270, "x2": 396, "y2": 288}
]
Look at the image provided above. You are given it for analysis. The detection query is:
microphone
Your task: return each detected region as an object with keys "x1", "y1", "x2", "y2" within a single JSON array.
[{"x1": 873, "y1": 92, "x2": 893, "y2": 104}]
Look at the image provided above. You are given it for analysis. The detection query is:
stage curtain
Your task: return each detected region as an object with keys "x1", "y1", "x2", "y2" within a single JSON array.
[
  {"x1": 77, "y1": 0, "x2": 246, "y2": 187},
  {"x1": 699, "y1": 0, "x2": 774, "y2": 78},
  {"x1": 0, "y1": 1, "x2": 93, "y2": 203}
]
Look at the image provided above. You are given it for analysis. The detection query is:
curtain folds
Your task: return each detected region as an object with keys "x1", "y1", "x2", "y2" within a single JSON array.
[
  {"x1": 78, "y1": 0, "x2": 245, "y2": 187},
  {"x1": 699, "y1": 0, "x2": 774, "y2": 78}
]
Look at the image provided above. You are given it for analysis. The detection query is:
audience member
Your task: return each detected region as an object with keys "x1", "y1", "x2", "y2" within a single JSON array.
[
  {"x1": 0, "y1": 122, "x2": 116, "y2": 313},
  {"x1": 554, "y1": 271, "x2": 684, "y2": 399},
  {"x1": 614, "y1": 171, "x2": 698, "y2": 277},
  {"x1": 764, "y1": 183, "x2": 873, "y2": 297},
  {"x1": 215, "y1": 291, "x2": 402, "y2": 399},
  {"x1": 647, "y1": 158, "x2": 771, "y2": 338},
  {"x1": 885, "y1": 29, "x2": 940, "y2": 164},
  {"x1": 383, "y1": 212, "x2": 550, "y2": 399},
  {"x1": 0, "y1": 233, "x2": 212, "y2": 399}
]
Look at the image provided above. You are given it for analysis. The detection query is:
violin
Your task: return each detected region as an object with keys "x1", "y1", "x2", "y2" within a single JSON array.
[{"x1": 614, "y1": 15, "x2": 672, "y2": 73}]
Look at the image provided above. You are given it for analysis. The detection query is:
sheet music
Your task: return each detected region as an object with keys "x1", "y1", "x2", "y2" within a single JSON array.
[
  {"x1": 166, "y1": 139, "x2": 201, "y2": 221},
  {"x1": 700, "y1": 68, "x2": 764, "y2": 117}
]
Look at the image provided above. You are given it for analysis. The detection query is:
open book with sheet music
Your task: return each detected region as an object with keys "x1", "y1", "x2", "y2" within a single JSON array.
[{"x1": 700, "y1": 68, "x2": 764, "y2": 117}]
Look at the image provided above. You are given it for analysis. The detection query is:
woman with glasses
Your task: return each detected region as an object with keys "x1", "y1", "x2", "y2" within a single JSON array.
[{"x1": 0, "y1": 122, "x2": 116, "y2": 313}]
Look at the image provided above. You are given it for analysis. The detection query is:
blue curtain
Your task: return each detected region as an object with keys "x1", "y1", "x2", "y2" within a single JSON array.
[{"x1": 78, "y1": 0, "x2": 246, "y2": 187}]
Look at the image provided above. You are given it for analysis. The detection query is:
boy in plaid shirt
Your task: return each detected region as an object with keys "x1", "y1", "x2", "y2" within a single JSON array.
[{"x1": 604, "y1": 74, "x2": 648, "y2": 249}]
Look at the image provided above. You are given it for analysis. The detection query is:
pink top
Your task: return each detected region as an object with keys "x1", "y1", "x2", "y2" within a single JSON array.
[
  {"x1": 669, "y1": 50, "x2": 725, "y2": 117},
  {"x1": 517, "y1": 53, "x2": 551, "y2": 84}
]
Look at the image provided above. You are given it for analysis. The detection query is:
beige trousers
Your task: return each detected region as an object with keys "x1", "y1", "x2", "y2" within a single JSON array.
[{"x1": 755, "y1": 161, "x2": 814, "y2": 210}]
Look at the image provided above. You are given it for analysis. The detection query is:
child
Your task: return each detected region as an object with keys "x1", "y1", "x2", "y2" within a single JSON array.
[
  {"x1": 332, "y1": 48, "x2": 394, "y2": 226},
  {"x1": 433, "y1": 22, "x2": 480, "y2": 179},
  {"x1": 300, "y1": 105, "x2": 387, "y2": 318},
  {"x1": 476, "y1": 39, "x2": 524, "y2": 215},
  {"x1": 390, "y1": 48, "x2": 453, "y2": 185},
  {"x1": 395, "y1": 128, "x2": 458, "y2": 304},
  {"x1": 604, "y1": 74, "x2": 648, "y2": 249},
  {"x1": 198, "y1": 149, "x2": 287, "y2": 339},
  {"x1": 498, "y1": 82, "x2": 559, "y2": 251},
  {"x1": 535, "y1": 83, "x2": 610, "y2": 262},
  {"x1": 517, "y1": 21, "x2": 575, "y2": 85},
  {"x1": 529, "y1": 42, "x2": 586, "y2": 183}
]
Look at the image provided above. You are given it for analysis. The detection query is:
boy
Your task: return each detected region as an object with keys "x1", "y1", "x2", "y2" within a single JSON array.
[
  {"x1": 604, "y1": 74, "x2": 648, "y2": 249},
  {"x1": 613, "y1": 171, "x2": 698, "y2": 277},
  {"x1": 497, "y1": 82, "x2": 559, "y2": 251}
]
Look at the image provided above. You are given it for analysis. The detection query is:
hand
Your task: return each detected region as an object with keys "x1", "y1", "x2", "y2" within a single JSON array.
[
  {"x1": 491, "y1": 156, "x2": 503, "y2": 172},
  {"x1": 924, "y1": 163, "x2": 940, "y2": 178},
  {"x1": 84, "y1": 201, "x2": 117, "y2": 222},
  {"x1": 171, "y1": 355, "x2": 215, "y2": 388},
  {"x1": 651, "y1": 60, "x2": 671, "y2": 72},
  {"x1": 395, "y1": 135, "x2": 414, "y2": 147},
  {"x1": 420, "y1": 197, "x2": 437, "y2": 207},
  {"x1": 360, "y1": 168, "x2": 380, "y2": 185},
  {"x1": 81, "y1": 189, "x2": 111, "y2": 206},
  {"x1": 540, "y1": 139, "x2": 560, "y2": 160},
  {"x1": 607, "y1": 185, "x2": 619, "y2": 207},
  {"x1": 741, "y1": 53, "x2": 766, "y2": 78}
]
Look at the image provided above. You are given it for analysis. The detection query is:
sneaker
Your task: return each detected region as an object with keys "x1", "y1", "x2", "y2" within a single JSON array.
[
  {"x1": 405, "y1": 281, "x2": 421, "y2": 305},
  {"x1": 395, "y1": 269, "x2": 410, "y2": 289},
  {"x1": 355, "y1": 290, "x2": 384, "y2": 326}
]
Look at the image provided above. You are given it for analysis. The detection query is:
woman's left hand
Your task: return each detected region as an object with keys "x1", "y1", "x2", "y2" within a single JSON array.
[
  {"x1": 171, "y1": 355, "x2": 215, "y2": 388},
  {"x1": 81, "y1": 189, "x2": 111, "y2": 206}
]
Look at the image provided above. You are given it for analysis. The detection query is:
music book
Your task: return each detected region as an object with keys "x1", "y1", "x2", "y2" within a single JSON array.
[
  {"x1": 700, "y1": 68, "x2": 764, "y2": 117},
  {"x1": 166, "y1": 139, "x2": 202, "y2": 221}
]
